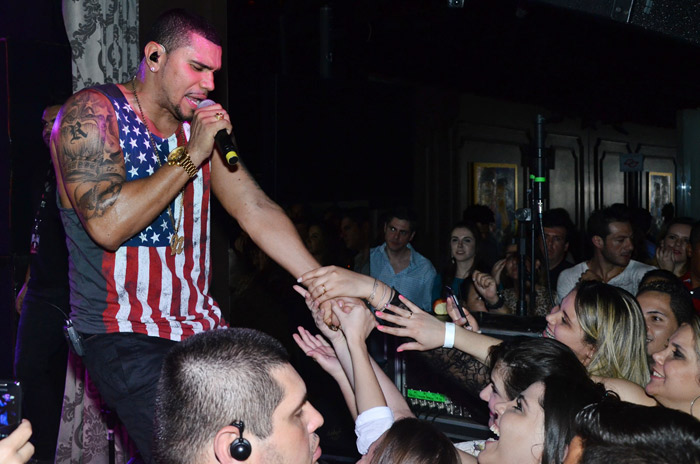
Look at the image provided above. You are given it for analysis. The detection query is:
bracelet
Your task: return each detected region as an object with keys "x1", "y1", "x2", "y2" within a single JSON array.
[
  {"x1": 368, "y1": 278, "x2": 378, "y2": 304},
  {"x1": 376, "y1": 283, "x2": 388, "y2": 308},
  {"x1": 443, "y1": 322, "x2": 456, "y2": 348},
  {"x1": 484, "y1": 292, "x2": 505, "y2": 310},
  {"x1": 381, "y1": 288, "x2": 395, "y2": 309}
]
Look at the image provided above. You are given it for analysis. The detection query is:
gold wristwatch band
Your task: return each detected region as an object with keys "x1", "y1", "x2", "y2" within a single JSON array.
[{"x1": 167, "y1": 146, "x2": 198, "y2": 178}]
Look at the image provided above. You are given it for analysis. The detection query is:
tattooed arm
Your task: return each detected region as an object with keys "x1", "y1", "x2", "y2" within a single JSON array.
[
  {"x1": 51, "y1": 89, "x2": 195, "y2": 250},
  {"x1": 210, "y1": 139, "x2": 320, "y2": 280}
]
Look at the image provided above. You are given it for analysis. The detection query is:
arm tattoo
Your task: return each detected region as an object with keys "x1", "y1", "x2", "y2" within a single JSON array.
[{"x1": 58, "y1": 91, "x2": 125, "y2": 219}]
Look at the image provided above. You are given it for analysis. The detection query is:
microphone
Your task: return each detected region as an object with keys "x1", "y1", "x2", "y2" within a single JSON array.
[{"x1": 197, "y1": 99, "x2": 239, "y2": 165}]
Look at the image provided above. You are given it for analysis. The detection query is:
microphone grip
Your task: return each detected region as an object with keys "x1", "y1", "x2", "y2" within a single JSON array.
[{"x1": 215, "y1": 129, "x2": 239, "y2": 165}]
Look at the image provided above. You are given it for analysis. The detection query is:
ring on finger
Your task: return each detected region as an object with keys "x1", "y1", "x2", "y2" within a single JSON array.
[
  {"x1": 321, "y1": 284, "x2": 327, "y2": 295},
  {"x1": 406, "y1": 310, "x2": 413, "y2": 319},
  {"x1": 214, "y1": 112, "x2": 224, "y2": 120}
]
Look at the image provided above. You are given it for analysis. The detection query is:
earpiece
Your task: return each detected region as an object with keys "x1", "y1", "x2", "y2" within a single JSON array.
[
  {"x1": 150, "y1": 51, "x2": 159, "y2": 63},
  {"x1": 229, "y1": 421, "x2": 252, "y2": 461}
]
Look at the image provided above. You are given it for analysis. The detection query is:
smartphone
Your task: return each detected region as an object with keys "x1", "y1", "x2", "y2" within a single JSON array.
[
  {"x1": 0, "y1": 380, "x2": 22, "y2": 439},
  {"x1": 444, "y1": 285, "x2": 468, "y2": 324}
]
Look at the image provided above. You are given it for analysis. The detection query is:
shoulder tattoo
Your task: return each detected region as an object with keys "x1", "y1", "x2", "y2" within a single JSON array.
[{"x1": 57, "y1": 91, "x2": 124, "y2": 219}]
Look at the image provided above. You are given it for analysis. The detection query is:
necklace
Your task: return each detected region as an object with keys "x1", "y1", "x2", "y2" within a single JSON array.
[{"x1": 131, "y1": 80, "x2": 185, "y2": 255}]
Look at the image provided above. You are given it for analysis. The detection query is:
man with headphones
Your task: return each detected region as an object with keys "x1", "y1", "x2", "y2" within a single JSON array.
[
  {"x1": 153, "y1": 328, "x2": 324, "y2": 464},
  {"x1": 50, "y1": 8, "x2": 327, "y2": 463}
]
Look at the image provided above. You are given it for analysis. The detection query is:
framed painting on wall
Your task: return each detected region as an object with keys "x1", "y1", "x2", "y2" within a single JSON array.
[
  {"x1": 473, "y1": 162, "x2": 518, "y2": 236},
  {"x1": 648, "y1": 171, "x2": 673, "y2": 232}
]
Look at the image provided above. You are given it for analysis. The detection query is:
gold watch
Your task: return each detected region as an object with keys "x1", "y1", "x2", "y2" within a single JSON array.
[{"x1": 167, "y1": 146, "x2": 198, "y2": 178}]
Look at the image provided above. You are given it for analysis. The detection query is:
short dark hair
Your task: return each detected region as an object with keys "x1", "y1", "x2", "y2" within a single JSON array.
[
  {"x1": 587, "y1": 204, "x2": 631, "y2": 239},
  {"x1": 153, "y1": 328, "x2": 288, "y2": 464},
  {"x1": 144, "y1": 8, "x2": 221, "y2": 56},
  {"x1": 384, "y1": 206, "x2": 418, "y2": 232},
  {"x1": 574, "y1": 398, "x2": 700, "y2": 463},
  {"x1": 541, "y1": 208, "x2": 575, "y2": 242},
  {"x1": 637, "y1": 277, "x2": 695, "y2": 326}
]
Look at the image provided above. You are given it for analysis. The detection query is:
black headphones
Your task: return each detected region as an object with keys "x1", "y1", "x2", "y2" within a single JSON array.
[{"x1": 229, "y1": 421, "x2": 252, "y2": 461}]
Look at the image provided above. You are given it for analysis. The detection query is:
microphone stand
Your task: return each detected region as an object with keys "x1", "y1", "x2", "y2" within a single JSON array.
[
  {"x1": 515, "y1": 207, "x2": 531, "y2": 317},
  {"x1": 531, "y1": 115, "x2": 547, "y2": 316}
]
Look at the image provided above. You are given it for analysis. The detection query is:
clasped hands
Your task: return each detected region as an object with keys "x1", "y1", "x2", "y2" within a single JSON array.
[{"x1": 297, "y1": 265, "x2": 479, "y2": 352}]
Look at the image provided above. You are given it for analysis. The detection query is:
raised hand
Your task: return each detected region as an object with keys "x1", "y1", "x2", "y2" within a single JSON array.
[
  {"x1": 472, "y1": 270, "x2": 499, "y2": 305},
  {"x1": 375, "y1": 294, "x2": 447, "y2": 352},
  {"x1": 293, "y1": 326, "x2": 345, "y2": 377},
  {"x1": 293, "y1": 285, "x2": 343, "y2": 339},
  {"x1": 333, "y1": 299, "x2": 376, "y2": 344},
  {"x1": 490, "y1": 258, "x2": 507, "y2": 285},
  {"x1": 655, "y1": 244, "x2": 675, "y2": 271}
]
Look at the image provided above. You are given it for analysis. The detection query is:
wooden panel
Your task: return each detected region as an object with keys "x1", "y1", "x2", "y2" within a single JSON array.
[
  {"x1": 547, "y1": 133, "x2": 584, "y2": 228},
  {"x1": 595, "y1": 138, "x2": 631, "y2": 209}
]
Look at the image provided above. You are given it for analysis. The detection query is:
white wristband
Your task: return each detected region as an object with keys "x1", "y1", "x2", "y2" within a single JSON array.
[{"x1": 443, "y1": 322, "x2": 456, "y2": 348}]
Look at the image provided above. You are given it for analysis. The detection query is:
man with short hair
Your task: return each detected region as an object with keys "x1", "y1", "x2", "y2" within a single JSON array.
[
  {"x1": 538, "y1": 208, "x2": 575, "y2": 294},
  {"x1": 51, "y1": 9, "x2": 323, "y2": 461},
  {"x1": 557, "y1": 205, "x2": 655, "y2": 302},
  {"x1": 681, "y1": 221, "x2": 700, "y2": 314},
  {"x1": 636, "y1": 277, "x2": 695, "y2": 356},
  {"x1": 153, "y1": 328, "x2": 324, "y2": 464},
  {"x1": 369, "y1": 207, "x2": 436, "y2": 310}
]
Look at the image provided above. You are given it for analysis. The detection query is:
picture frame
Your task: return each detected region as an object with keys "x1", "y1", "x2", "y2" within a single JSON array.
[
  {"x1": 473, "y1": 162, "x2": 518, "y2": 235},
  {"x1": 648, "y1": 171, "x2": 674, "y2": 231}
]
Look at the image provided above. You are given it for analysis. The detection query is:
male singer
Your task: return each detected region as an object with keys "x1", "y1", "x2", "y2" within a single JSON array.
[{"x1": 51, "y1": 9, "x2": 323, "y2": 463}]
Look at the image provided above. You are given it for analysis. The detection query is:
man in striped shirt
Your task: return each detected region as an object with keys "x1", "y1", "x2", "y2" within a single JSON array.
[{"x1": 50, "y1": 9, "x2": 322, "y2": 463}]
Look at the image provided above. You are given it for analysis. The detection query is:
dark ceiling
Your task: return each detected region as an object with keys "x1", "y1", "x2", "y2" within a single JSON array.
[{"x1": 229, "y1": 0, "x2": 700, "y2": 128}]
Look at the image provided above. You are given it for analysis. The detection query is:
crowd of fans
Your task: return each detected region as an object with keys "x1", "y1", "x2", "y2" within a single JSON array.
[{"x1": 288, "y1": 201, "x2": 700, "y2": 463}]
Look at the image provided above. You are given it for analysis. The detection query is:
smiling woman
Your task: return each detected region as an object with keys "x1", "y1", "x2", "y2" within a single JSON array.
[
  {"x1": 545, "y1": 281, "x2": 650, "y2": 386},
  {"x1": 646, "y1": 318, "x2": 700, "y2": 418}
]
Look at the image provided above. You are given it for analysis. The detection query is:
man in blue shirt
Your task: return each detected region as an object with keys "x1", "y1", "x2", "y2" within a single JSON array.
[{"x1": 370, "y1": 207, "x2": 436, "y2": 311}]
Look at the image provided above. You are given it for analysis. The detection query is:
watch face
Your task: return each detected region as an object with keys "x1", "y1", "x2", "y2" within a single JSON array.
[{"x1": 168, "y1": 146, "x2": 186, "y2": 163}]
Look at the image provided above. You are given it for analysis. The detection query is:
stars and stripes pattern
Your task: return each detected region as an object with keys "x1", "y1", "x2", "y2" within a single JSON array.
[{"x1": 88, "y1": 85, "x2": 224, "y2": 341}]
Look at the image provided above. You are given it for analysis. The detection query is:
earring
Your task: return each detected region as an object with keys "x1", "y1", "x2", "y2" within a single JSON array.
[{"x1": 150, "y1": 67, "x2": 155, "y2": 72}]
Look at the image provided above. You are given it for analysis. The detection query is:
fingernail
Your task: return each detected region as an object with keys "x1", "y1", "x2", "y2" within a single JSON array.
[
  {"x1": 376, "y1": 311, "x2": 384, "y2": 317},
  {"x1": 398, "y1": 294, "x2": 405, "y2": 300},
  {"x1": 397, "y1": 347, "x2": 403, "y2": 352},
  {"x1": 377, "y1": 325, "x2": 384, "y2": 330}
]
